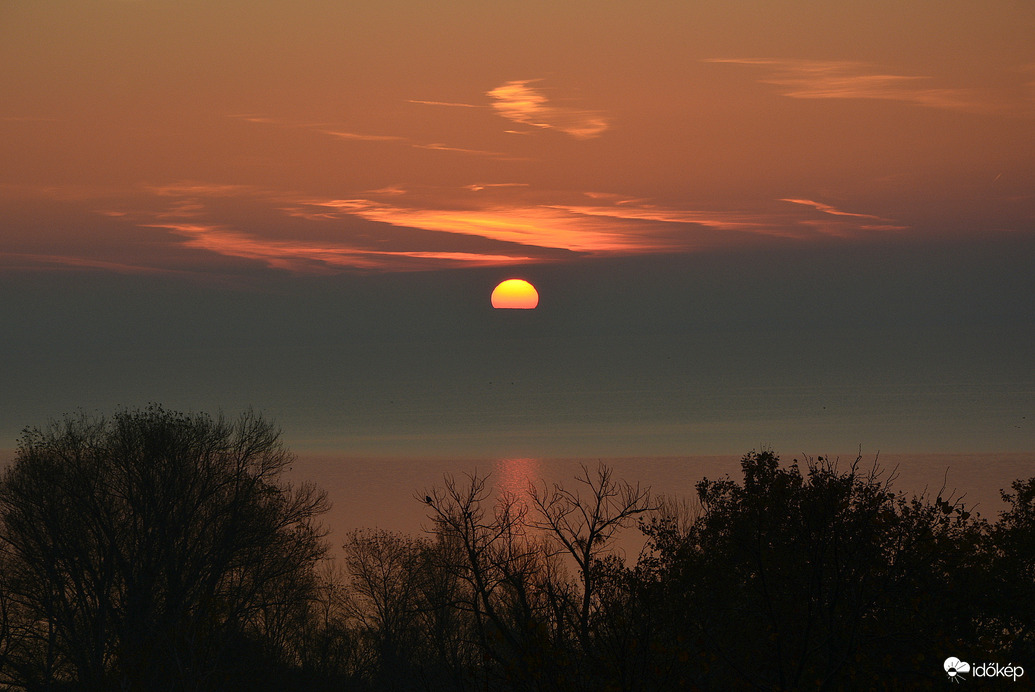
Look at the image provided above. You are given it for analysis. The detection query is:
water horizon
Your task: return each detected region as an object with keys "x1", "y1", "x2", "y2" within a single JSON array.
[{"x1": 284, "y1": 451, "x2": 1035, "y2": 550}]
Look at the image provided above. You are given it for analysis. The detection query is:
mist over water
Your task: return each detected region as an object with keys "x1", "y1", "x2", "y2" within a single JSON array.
[
  {"x1": 288, "y1": 453, "x2": 1035, "y2": 550},
  {"x1": 4, "y1": 447, "x2": 1031, "y2": 549}
]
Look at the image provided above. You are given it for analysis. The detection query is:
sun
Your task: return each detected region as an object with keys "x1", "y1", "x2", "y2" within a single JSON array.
[{"x1": 491, "y1": 279, "x2": 539, "y2": 309}]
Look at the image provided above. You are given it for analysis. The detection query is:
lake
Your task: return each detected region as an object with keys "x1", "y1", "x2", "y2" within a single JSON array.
[
  {"x1": 3, "y1": 448, "x2": 1031, "y2": 558},
  {"x1": 288, "y1": 452, "x2": 1035, "y2": 558}
]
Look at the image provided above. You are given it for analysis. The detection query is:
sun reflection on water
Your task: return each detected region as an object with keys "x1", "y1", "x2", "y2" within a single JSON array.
[{"x1": 493, "y1": 457, "x2": 542, "y2": 502}]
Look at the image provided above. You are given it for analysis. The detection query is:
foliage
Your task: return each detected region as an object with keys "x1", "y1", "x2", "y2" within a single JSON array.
[
  {"x1": 1, "y1": 410, "x2": 1033, "y2": 691},
  {"x1": 0, "y1": 406, "x2": 328, "y2": 691}
]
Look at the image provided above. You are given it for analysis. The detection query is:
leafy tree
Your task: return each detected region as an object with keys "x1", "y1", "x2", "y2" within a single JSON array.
[
  {"x1": 631, "y1": 450, "x2": 987, "y2": 689},
  {"x1": 6, "y1": 407, "x2": 1031, "y2": 692},
  {"x1": 0, "y1": 405, "x2": 328, "y2": 691},
  {"x1": 985, "y1": 478, "x2": 1035, "y2": 660}
]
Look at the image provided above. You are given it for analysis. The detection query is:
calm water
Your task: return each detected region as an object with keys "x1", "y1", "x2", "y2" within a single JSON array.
[
  {"x1": 3, "y1": 449, "x2": 1031, "y2": 557},
  {"x1": 288, "y1": 453, "x2": 1035, "y2": 555}
]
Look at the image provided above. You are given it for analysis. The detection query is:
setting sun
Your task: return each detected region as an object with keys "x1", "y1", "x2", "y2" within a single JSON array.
[{"x1": 491, "y1": 279, "x2": 539, "y2": 309}]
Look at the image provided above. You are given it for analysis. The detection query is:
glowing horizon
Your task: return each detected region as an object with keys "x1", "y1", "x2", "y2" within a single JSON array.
[
  {"x1": 1, "y1": 0, "x2": 1033, "y2": 460},
  {"x1": 0, "y1": 2, "x2": 1031, "y2": 279}
]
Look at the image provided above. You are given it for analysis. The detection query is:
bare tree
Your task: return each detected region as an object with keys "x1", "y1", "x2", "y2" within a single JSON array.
[
  {"x1": 290, "y1": 560, "x2": 358, "y2": 682},
  {"x1": 416, "y1": 465, "x2": 651, "y2": 689},
  {"x1": 420, "y1": 473, "x2": 563, "y2": 689},
  {"x1": 0, "y1": 405, "x2": 329, "y2": 691},
  {"x1": 341, "y1": 529, "x2": 428, "y2": 685},
  {"x1": 529, "y1": 463, "x2": 653, "y2": 647}
]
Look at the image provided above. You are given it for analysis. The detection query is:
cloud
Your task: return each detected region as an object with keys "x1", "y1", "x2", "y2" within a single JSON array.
[
  {"x1": 141, "y1": 220, "x2": 533, "y2": 272},
  {"x1": 779, "y1": 198, "x2": 881, "y2": 219},
  {"x1": 231, "y1": 113, "x2": 509, "y2": 159},
  {"x1": 301, "y1": 199, "x2": 639, "y2": 253},
  {"x1": 300, "y1": 190, "x2": 904, "y2": 257},
  {"x1": 487, "y1": 80, "x2": 609, "y2": 138},
  {"x1": 232, "y1": 114, "x2": 408, "y2": 142},
  {"x1": 707, "y1": 58, "x2": 995, "y2": 113},
  {"x1": 15, "y1": 182, "x2": 907, "y2": 277},
  {"x1": 147, "y1": 182, "x2": 258, "y2": 198},
  {"x1": 464, "y1": 183, "x2": 530, "y2": 192},
  {"x1": 778, "y1": 198, "x2": 908, "y2": 233},
  {"x1": 0, "y1": 252, "x2": 197, "y2": 277},
  {"x1": 549, "y1": 204, "x2": 762, "y2": 231},
  {"x1": 318, "y1": 129, "x2": 407, "y2": 142},
  {"x1": 407, "y1": 99, "x2": 482, "y2": 108},
  {"x1": 411, "y1": 142, "x2": 508, "y2": 157}
]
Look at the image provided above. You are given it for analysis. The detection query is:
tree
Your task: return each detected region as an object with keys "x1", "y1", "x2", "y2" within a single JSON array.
[
  {"x1": 340, "y1": 529, "x2": 429, "y2": 689},
  {"x1": 530, "y1": 463, "x2": 653, "y2": 651},
  {"x1": 984, "y1": 478, "x2": 1035, "y2": 660},
  {"x1": 628, "y1": 449, "x2": 988, "y2": 689},
  {"x1": 422, "y1": 472, "x2": 575, "y2": 691},
  {"x1": 0, "y1": 405, "x2": 329, "y2": 691},
  {"x1": 417, "y1": 465, "x2": 652, "y2": 691}
]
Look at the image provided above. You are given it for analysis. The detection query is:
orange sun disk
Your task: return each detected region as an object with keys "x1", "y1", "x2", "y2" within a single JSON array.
[{"x1": 491, "y1": 279, "x2": 539, "y2": 309}]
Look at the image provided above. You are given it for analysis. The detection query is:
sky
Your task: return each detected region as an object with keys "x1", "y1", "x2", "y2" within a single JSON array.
[{"x1": 1, "y1": 0, "x2": 1033, "y2": 459}]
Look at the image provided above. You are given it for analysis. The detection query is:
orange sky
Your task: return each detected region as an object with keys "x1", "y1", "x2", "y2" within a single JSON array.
[
  {"x1": 1, "y1": 1, "x2": 1033, "y2": 459},
  {"x1": 2, "y1": 0, "x2": 1032, "y2": 276}
]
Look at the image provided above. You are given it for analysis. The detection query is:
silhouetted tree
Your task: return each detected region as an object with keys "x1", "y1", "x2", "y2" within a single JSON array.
[
  {"x1": 341, "y1": 529, "x2": 430, "y2": 689},
  {"x1": 6, "y1": 410, "x2": 1032, "y2": 692},
  {"x1": 530, "y1": 463, "x2": 653, "y2": 651},
  {"x1": 422, "y1": 472, "x2": 576, "y2": 691},
  {"x1": 0, "y1": 405, "x2": 328, "y2": 691},
  {"x1": 984, "y1": 477, "x2": 1035, "y2": 661},
  {"x1": 625, "y1": 450, "x2": 989, "y2": 689},
  {"x1": 416, "y1": 464, "x2": 652, "y2": 691}
]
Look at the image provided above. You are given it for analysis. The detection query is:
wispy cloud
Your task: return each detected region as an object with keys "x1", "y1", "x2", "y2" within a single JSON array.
[
  {"x1": 141, "y1": 220, "x2": 532, "y2": 272},
  {"x1": 234, "y1": 114, "x2": 406, "y2": 144},
  {"x1": 14, "y1": 182, "x2": 907, "y2": 276},
  {"x1": 146, "y1": 184, "x2": 911, "y2": 272},
  {"x1": 549, "y1": 204, "x2": 762, "y2": 231},
  {"x1": 487, "y1": 80, "x2": 609, "y2": 138},
  {"x1": 0, "y1": 252, "x2": 196, "y2": 277},
  {"x1": 407, "y1": 99, "x2": 482, "y2": 108},
  {"x1": 411, "y1": 142, "x2": 508, "y2": 157},
  {"x1": 147, "y1": 182, "x2": 258, "y2": 198},
  {"x1": 298, "y1": 190, "x2": 904, "y2": 256},
  {"x1": 464, "y1": 183, "x2": 530, "y2": 192},
  {"x1": 300, "y1": 198, "x2": 638, "y2": 253},
  {"x1": 318, "y1": 129, "x2": 407, "y2": 142},
  {"x1": 707, "y1": 58, "x2": 996, "y2": 113},
  {"x1": 231, "y1": 113, "x2": 511, "y2": 159},
  {"x1": 780, "y1": 198, "x2": 881, "y2": 219},
  {"x1": 779, "y1": 198, "x2": 907, "y2": 233}
]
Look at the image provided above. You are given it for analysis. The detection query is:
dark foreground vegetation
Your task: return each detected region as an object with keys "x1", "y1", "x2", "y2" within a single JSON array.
[{"x1": 1, "y1": 407, "x2": 1032, "y2": 691}]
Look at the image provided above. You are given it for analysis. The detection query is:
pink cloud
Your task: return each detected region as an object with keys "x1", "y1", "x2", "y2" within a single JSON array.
[
  {"x1": 487, "y1": 80, "x2": 609, "y2": 139},
  {"x1": 8, "y1": 182, "x2": 910, "y2": 277},
  {"x1": 707, "y1": 58, "x2": 1003, "y2": 113}
]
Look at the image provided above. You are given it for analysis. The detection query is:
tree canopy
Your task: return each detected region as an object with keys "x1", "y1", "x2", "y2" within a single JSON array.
[
  {"x1": 0, "y1": 405, "x2": 328, "y2": 691},
  {"x1": 1, "y1": 410, "x2": 1032, "y2": 691}
]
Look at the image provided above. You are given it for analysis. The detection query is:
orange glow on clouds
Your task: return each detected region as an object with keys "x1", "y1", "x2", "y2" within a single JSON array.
[
  {"x1": 491, "y1": 279, "x2": 539, "y2": 309},
  {"x1": 2, "y1": 1, "x2": 1032, "y2": 279},
  {"x1": 706, "y1": 59, "x2": 1019, "y2": 115},
  {"x1": 328, "y1": 200, "x2": 651, "y2": 253},
  {"x1": 1, "y1": 178, "x2": 917, "y2": 276},
  {"x1": 487, "y1": 80, "x2": 608, "y2": 139}
]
